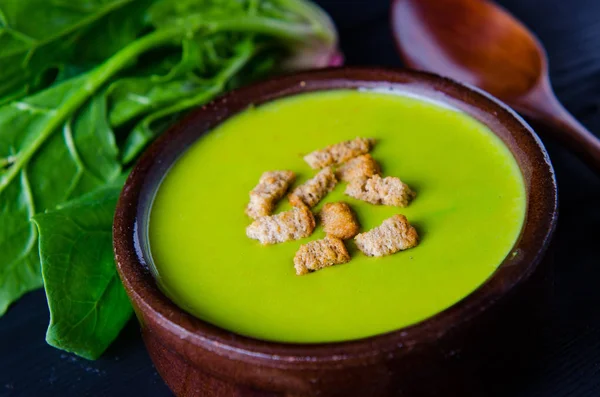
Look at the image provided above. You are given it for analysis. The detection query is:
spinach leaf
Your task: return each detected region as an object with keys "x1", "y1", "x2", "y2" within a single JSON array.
[
  {"x1": 0, "y1": 26, "x2": 199, "y2": 314},
  {"x1": 146, "y1": 0, "x2": 338, "y2": 70},
  {"x1": 68, "y1": 0, "x2": 154, "y2": 65},
  {"x1": 0, "y1": 80, "x2": 121, "y2": 314},
  {"x1": 120, "y1": 38, "x2": 257, "y2": 163},
  {"x1": 33, "y1": 183, "x2": 131, "y2": 360},
  {"x1": 0, "y1": 0, "x2": 134, "y2": 99},
  {"x1": 107, "y1": 38, "x2": 204, "y2": 128}
]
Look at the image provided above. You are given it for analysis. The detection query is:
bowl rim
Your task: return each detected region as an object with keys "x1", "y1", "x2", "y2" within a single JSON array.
[{"x1": 113, "y1": 66, "x2": 557, "y2": 369}]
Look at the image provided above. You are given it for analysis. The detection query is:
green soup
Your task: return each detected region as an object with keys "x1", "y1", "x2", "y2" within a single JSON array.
[{"x1": 149, "y1": 90, "x2": 526, "y2": 343}]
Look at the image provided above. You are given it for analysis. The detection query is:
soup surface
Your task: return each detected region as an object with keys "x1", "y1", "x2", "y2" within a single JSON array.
[{"x1": 149, "y1": 90, "x2": 526, "y2": 343}]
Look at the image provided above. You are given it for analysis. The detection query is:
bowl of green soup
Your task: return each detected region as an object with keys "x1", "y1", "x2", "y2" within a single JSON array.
[{"x1": 113, "y1": 68, "x2": 557, "y2": 396}]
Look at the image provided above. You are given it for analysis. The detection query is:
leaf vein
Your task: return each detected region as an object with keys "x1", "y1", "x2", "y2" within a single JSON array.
[
  {"x1": 0, "y1": 169, "x2": 37, "y2": 279},
  {"x1": 59, "y1": 275, "x2": 117, "y2": 341}
]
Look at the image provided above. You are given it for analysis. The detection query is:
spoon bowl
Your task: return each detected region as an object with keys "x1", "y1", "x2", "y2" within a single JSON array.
[{"x1": 391, "y1": 0, "x2": 600, "y2": 172}]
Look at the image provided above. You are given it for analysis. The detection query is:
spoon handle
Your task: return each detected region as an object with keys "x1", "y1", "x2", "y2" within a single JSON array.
[{"x1": 517, "y1": 83, "x2": 600, "y2": 173}]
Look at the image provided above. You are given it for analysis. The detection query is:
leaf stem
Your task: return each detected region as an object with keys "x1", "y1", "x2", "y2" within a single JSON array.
[
  {"x1": 203, "y1": 16, "x2": 327, "y2": 44},
  {"x1": 276, "y1": 0, "x2": 337, "y2": 44}
]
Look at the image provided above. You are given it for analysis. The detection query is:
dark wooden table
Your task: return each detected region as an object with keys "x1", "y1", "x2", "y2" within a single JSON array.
[{"x1": 2, "y1": 0, "x2": 599, "y2": 396}]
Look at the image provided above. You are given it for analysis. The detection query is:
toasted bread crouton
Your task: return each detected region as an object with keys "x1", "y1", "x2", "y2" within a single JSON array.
[
  {"x1": 289, "y1": 167, "x2": 338, "y2": 208},
  {"x1": 246, "y1": 170, "x2": 296, "y2": 219},
  {"x1": 294, "y1": 237, "x2": 350, "y2": 275},
  {"x1": 320, "y1": 202, "x2": 360, "y2": 239},
  {"x1": 336, "y1": 154, "x2": 381, "y2": 183},
  {"x1": 346, "y1": 174, "x2": 415, "y2": 207},
  {"x1": 246, "y1": 206, "x2": 315, "y2": 245},
  {"x1": 304, "y1": 137, "x2": 376, "y2": 169},
  {"x1": 355, "y1": 215, "x2": 419, "y2": 257}
]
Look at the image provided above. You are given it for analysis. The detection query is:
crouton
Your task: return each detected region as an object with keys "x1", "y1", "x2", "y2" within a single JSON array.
[
  {"x1": 246, "y1": 170, "x2": 296, "y2": 220},
  {"x1": 336, "y1": 154, "x2": 381, "y2": 182},
  {"x1": 304, "y1": 137, "x2": 376, "y2": 169},
  {"x1": 294, "y1": 237, "x2": 350, "y2": 275},
  {"x1": 289, "y1": 167, "x2": 338, "y2": 208},
  {"x1": 354, "y1": 214, "x2": 418, "y2": 257},
  {"x1": 320, "y1": 202, "x2": 360, "y2": 239},
  {"x1": 246, "y1": 206, "x2": 315, "y2": 245},
  {"x1": 346, "y1": 174, "x2": 415, "y2": 207}
]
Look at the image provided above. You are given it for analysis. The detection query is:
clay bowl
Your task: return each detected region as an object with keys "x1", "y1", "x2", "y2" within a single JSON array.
[{"x1": 113, "y1": 68, "x2": 557, "y2": 397}]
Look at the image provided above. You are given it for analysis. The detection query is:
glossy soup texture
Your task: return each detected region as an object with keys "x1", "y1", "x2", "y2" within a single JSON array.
[{"x1": 149, "y1": 90, "x2": 526, "y2": 343}]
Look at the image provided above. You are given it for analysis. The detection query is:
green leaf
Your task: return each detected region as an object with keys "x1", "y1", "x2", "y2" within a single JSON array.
[
  {"x1": 0, "y1": 78, "x2": 122, "y2": 314},
  {"x1": 119, "y1": 38, "x2": 257, "y2": 163},
  {"x1": 0, "y1": 86, "x2": 121, "y2": 314},
  {"x1": 0, "y1": 170, "x2": 42, "y2": 316},
  {"x1": 146, "y1": 0, "x2": 339, "y2": 70},
  {"x1": 67, "y1": 0, "x2": 153, "y2": 65},
  {"x1": 0, "y1": 26, "x2": 201, "y2": 314},
  {"x1": 107, "y1": 38, "x2": 205, "y2": 127},
  {"x1": 33, "y1": 184, "x2": 131, "y2": 360},
  {"x1": 0, "y1": 14, "x2": 204, "y2": 314},
  {"x1": 0, "y1": 0, "x2": 134, "y2": 98},
  {"x1": 108, "y1": 77, "x2": 203, "y2": 128}
]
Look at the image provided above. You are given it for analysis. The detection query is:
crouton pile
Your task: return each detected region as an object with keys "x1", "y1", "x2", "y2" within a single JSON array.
[{"x1": 245, "y1": 137, "x2": 419, "y2": 275}]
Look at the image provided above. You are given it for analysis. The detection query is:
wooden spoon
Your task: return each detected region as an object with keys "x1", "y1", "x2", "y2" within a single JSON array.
[{"x1": 391, "y1": 0, "x2": 600, "y2": 172}]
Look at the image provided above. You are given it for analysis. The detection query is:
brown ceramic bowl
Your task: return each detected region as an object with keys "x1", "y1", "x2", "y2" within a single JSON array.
[{"x1": 113, "y1": 68, "x2": 557, "y2": 397}]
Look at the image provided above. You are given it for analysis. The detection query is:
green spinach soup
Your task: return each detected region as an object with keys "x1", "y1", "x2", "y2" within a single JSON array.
[{"x1": 148, "y1": 90, "x2": 526, "y2": 343}]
